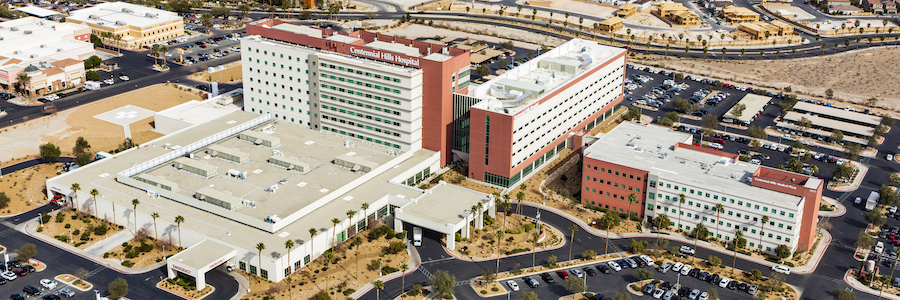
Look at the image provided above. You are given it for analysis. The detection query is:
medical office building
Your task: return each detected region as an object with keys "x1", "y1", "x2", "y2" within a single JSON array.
[{"x1": 581, "y1": 122, "x2": 824, "y2": 253}]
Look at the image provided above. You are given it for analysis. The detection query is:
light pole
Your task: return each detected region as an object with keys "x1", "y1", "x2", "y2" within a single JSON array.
[
  {"x1": 68, "y1": 229, "x2": 72, "y2": 244},
  {"x1": 38, "y1": 213, "x2": 43, "y2": 228}
]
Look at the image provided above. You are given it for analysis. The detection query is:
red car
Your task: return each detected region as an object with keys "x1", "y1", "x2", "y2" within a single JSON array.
[
  {"x1": 12, "y1": 269, "x2": 26, "y2": 276},
  {"x1": 199, "y1": 44, "x2": 207, "y2": 48},
  {"x1": 143, "y1": 45, "x2": 151, "y2": 49},
  {"x1": 556, "y1": 270, "x2": 569, "y2": 279},
  {"x1": 714, "y1": 138, "x2": 726, "y2": 144},
  {"x1": 891, "y1": 239, "x2": 900, "y2": 246}
]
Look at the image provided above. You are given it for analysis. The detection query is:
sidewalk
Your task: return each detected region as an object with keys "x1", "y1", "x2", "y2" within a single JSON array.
[
  {"x1": 19, "y1": 218, "x2": 165, "y2": 274},
  {"x1": 83, "y1": 229, "x2": 135, "y2": 256},
  {"x1": 820, "y1": 196, "x2": 847, "y2": 217},
  {"x1": 518, "y1": 201, "x2": 831, "y2": 274},
  {"x1": 349, "y1": 241, "x2": 423, "y2": 299}
]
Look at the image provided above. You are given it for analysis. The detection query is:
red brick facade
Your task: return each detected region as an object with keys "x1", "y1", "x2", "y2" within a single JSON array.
[{"x1": 580, "y1": 158, "x2": 649, "y2": 217}]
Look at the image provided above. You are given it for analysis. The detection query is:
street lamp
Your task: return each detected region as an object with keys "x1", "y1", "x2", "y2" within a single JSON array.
[
  {"x1": 38, "y1": 213, "x2": 43, "y2": 228},
  {"x1": 68, "y1": 229, "x2": 72, "y2": 244}
]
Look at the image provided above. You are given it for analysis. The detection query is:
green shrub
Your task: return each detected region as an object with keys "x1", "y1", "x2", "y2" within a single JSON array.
[
  {"x1": 381, "y1": 265, "x2": 399, "y2": 274},
  {"x1": 139, "y1": 242, "x2": 154, "y2": 252},
  {"x1": 80, "y1": 231, "x2": 91, "y2": 241},
  {"x1": 385, "y1": 241, "x2": 405, "y2": 254},
  {"x1": 367, "y1": 225, "x2": 394, "y2": 241},
  {"x1": 521, "y1": 223, "x2": 535, "y2": 231},
  {"x1": 36, "y1": 227, "x2": 43, "y2": 232},
  {"x1": 71, "y1": 214, "x2": 78, "y2": 220},
  {"x1": 394, "y1": 232, "x2": 406, "y2": 239},
  {"x1": 121, "y1": 261, "x2": 135, "y2": 267},
  {"x1": 54, "y1": 235, "x2": 69, "y2": 242},
  {"x1": 72, "y1": 229, "x2": 80, "y2": 235},
  {"x1": 505, "y1": 248, "x2": 530, "y2": 255},
  {"x1": 64, "y1": 224, "x2": 71, "y2": 229},
  {"x1": 73, "y1": 242, "x2": 85, "y2": 247},
  {"x1": 342, "y1": 289, "x2": 356, "y2": 296},
  {"x1": 103, "y1": 252, "x2": 110, "y2": 258},
  {"x1": 93, "y1": 224, "x2": 109, "y2": 235}
]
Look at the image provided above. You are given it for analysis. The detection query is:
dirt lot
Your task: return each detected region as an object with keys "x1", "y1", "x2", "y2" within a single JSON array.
[
  {"x1": 188, "y1": 62, "x2": 242, "y2": 83},
  {"x1": 0, "y1": 163, "x2": 62, "y2": 214},
  {"x1": 374, "y1": 22, "x2": 566, "y2": 49},
  {"x1": 631, "y1": 47, "x2": 900, "y2": 109},
  {"x1": 0, "y1": 84, "x2": 204, "y2": 162}
]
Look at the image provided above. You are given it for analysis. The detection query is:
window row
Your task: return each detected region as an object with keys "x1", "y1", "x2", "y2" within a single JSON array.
[
  {"x1": 321, "y1": 72, "x2": 402, "y2": 94},
  {"x1": 321, "y1": 104, "x2": 401, "y2": 127},
  {"x1": 584, "y1": 176, "x2": 641, "y2": 193},
  {"x1": 650, "y1": 196, "x2": 794, "y2": 231},
  {"x1": 320, "y1": 62, "x2": 402, "y2": 83},
  {"x1": 320, "y1": 83, "x2": 402, "y2": 106},
  {"x1": 653, "y1": 180, "x2": 795, "y2": 219},
  {"x1": 322, "y1": 125, "x2": 402, "y2": 149}
]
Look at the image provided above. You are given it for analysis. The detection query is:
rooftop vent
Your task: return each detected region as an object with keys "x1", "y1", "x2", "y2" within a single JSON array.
[
  {"x1": 115, "y1": 21, "x2": 126, "y2": 26},
  {"x1": 145, "y1": 12, "x2": 157, "y2": 18},
  {"x1": 23, "y1": 30, "x2": 32, "y2": 35},
  {"x1": 39, "y1": 44, "x2": 46, "y2": 48},
  {"x1": 121, "y1": 8, "x2": 133, "y2": 13},
  {"x1": 88, "y1": 14, "x2": 99, "y2": 20},
  {"x1": 9, "y1": 27, "x2": 18, "y2": 31},
  {"x1": 56, "y1": 48, "x2": 63, "y2": 52}
]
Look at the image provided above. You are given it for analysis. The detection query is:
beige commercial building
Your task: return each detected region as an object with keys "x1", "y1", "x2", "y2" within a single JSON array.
[
  {"x1": 722, "y1": 6, "x2": 760, "y2": 23},
  {"x1": 66, "y1": 2, "x2": 184, "y2": 49},
  {"x1": 658, "y1": 3, "x2": 701, "y2": 25}
]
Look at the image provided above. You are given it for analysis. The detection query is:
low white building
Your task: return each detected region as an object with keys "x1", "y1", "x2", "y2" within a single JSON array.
[{"x1": 0, "y1": 17, "x2": 92, "y2": 94}]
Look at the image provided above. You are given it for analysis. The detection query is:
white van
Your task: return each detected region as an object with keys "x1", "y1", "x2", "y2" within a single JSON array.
[{"x1": 84, "y1": 81, "x2": 101, "y2": 91}]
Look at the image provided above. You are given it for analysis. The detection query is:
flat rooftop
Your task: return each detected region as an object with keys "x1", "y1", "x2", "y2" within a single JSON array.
[
  {"x1": 47, "y1": 110, "x2": 443, "y2": 258},
  {"x1": 723, "y1": 94, "x2": 770, "y2": 123},
  {"x1": 792, "y1": 101, "x2": 881, "y2": 126},
  {"x1": 15, "y1": 6, "x2": 63, "y2": 17},
  {"x1": 0, "y1": 17, "x2": 89, "y2": 53},
  {"x1": 783, "y1": 111, "x2": 875, "y2": 137},
  {"x1": 584, "y1": 122, "x2": 803, "y2": 208},
  {"x1": 468, "y1": 39, "x2": 625, "y2": 115},
  {"x1": 169, "y1": 240, "x2": 236, "y2": 270},
  {"x1": 401, "y1": 183, "x2": 491, "y2": 225},
  {"x1": 67, "y1": 2, "x2": 181, "y2": 28}
]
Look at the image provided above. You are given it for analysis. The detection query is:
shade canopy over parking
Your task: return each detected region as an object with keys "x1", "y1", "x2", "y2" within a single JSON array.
[
  {"x1": 724, "y1": 94, "x2": 770, "y2": 124},
  {"x1": 792, "y1": 101, "x2": 881, "y2": 127}
]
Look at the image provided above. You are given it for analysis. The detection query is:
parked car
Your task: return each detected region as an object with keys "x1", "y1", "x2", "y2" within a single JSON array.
[
  {"x1": 608, "y1": 261, "x2": 622, "y2": 272},
  {"x1": 597, "y1": 264, "x2": 611, "y2": 274},
  {"x1": 58, "y1": 288, "x2": 75, "y2": 298},
  {"x1": 23, "y1": 285, "x2": 41, "y2": 296},
  {"x1": 540, "y1": 272, "x2": 554, "y2": 283},
  {"x1": 583, "y1": 267, "x2": 597, "y2": 276},
  {"x1": 680, "y1": 264, "x2": 693, "y2": 276},
  {"x1": 643, "y1": 283, "x2": 657, "y2": 294},
  {"x1": 523, "y1": 276, "x2": 539, "y2": 288},
  {"x1": 40, "y1": 279, "x2": 57, "y2": 289},
  {"x1": 570, "y1": 269, "x2": 584, "y2": 278},
  {"x1": 556, "y1": 270, "x2": 569, "y2": 279},
  {"x1": 657, "y1": 262, "x2": 672, "y2": 273},
  {"x1": 680, "y1": 245, "x2": 695, "y2": 255},
  {"x1": 506, "y1": 280, "x2": 519, "y2": 291},
  {"x1": 772, "y1": 265, "x2": 791, "y2": 275},
  {"x1": 1, "y1": 271, "x2": 16, "y2": 280},
  {"x1": 672, "y1": 262, "x2": 684, "y2": 272}
]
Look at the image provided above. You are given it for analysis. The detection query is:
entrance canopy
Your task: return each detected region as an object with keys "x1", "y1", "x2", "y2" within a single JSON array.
[{"x1": 166, "y1": 240, "x2": 237, "y2": 290}]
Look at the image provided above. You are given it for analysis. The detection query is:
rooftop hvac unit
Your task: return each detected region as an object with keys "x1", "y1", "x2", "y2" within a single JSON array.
[
  {"x1": 115, "y1": 21, "x2": 126, "y2": 26},
  {"x1": 121, "y1": 8, "x2": 133, "y2": 13},
  {"x1": 89, "y1": 15, "x2": 99, "y2": 20},
  {"x1": 9, "y1": 27, "x2": 17, "y2": 31},
  {"x1": 56, "y1": 48, "x2": 63, "y2": 52},
  {"x1": 29, "y1": 54, "x2": 38, "y2": 58},
  {"x1": 145, "y1": 12, "x2": 157, "y2": 18},
  {"x1": 40, "y1": 44, "x2": 46, "y2": 48}
]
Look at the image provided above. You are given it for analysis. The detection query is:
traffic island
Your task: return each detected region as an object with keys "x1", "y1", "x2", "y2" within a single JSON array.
[
  {"x1": 55, "y1": 274, "x2": 93, "y2": 292},
  {"x1": 470, "y1": 281, "x2": 507, "y2": 297},
  {"x1": 157, "y1": 277, "x2": 214, "y2": 300},
  {"x1": 24, "y1": 258, "x2": 46, "y2": 272},
  {"x1": 627, "y1": 279, "x2": 654, "y2": 296}
]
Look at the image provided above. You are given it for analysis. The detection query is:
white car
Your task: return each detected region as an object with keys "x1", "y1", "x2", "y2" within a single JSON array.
[
  {"x1": 607, "y1": 261, "x2": 622, "y2": 272},
  {"x1": 888, "y1": 154, "x2": 894, "y2": 161},
  {"x1": 855, "y1": 197, "x2": 863, "y2": 204},
  {"x1": 708, "y1": 143, "x2": 723, "y2": 150},
  {"x1": 718, "y1": 277, "x2": 730, "y2": 288},
  {"x1": 103, "y1": 78, "x2": 115, "y2": 85},
  {"x1": 652, "y1": 288, "x2": 666, "y2": 299},
  {"x1": 570, "y1": 269, "x2": 584, "y2": 278},
  {"x1": 772, "y1": 265, "x2": 791, "y2": 275},
  {"x1": 1, "y1": 271, "x2": 16, "y2": 281},
  {"x1": 876, "y1": 241, "x2": 885, "y2": 254},
  {"x1": 672, "y1": 262, "x2": 684, "y2": 272},
  {"x1": 44, "y1": 94, "x2": 59, "y2": 101},
  {"x1": 699, "y1": 291, "x2": 709, "y2": 300},
  {"x1": 506, "y1": 280, "x2": 519, "y2": 291},
  {"x1": 164, "y1": 52, "x2": 173, "y2": 57},
  {"x1": 119, "y1": 75, "x2": 129, "y2": 81},
  {"x1": 640, "y1": 255, "x2": 655, "y2": 266},
  {"x1": 40, "y1": 278, "x2": 57, "y2": 289},
  {"x1": 680, "y1": 264, "x2": 693, "y2": 276},
  {"x1": 680, "y1": 245, "x2": 695, "y2": 255}
]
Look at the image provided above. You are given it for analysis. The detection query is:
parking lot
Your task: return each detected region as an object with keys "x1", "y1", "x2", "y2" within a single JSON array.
[
  {"x1": 495, "y1": 254, "x2": 762, "y2": 299},
  {"x1": 622, "y1": 65, "x2": 856, "y2": 182},
  {"x1": 0, "y1": 260, "x2": 79, "y2": 300}
]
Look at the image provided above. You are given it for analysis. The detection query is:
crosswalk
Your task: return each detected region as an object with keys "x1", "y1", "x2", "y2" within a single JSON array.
[{"x1": 417, "y1": 265, "x2": 432, "y2": 279}]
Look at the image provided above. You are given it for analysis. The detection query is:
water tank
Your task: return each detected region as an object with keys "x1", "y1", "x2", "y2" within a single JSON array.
[{"x1": 866, "y1": 260, "x2": 876, "y2": 273}]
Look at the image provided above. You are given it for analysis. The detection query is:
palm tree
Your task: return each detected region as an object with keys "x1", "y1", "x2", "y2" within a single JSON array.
[
  {"x1": 684, "y1": 45, "x2": 690, "y2": 58},
  {"x1": 677, "y1": 194, "x2": 685, "y2": 231},
  {"x1": 308, "y1": 228, "x2": 318, "y2": 258},
  {"x1": 90, "y1": 189, "x2": 99, "y2": 218},
  {"x1": 151, "y1": 212, "x2": 160, "y2": 240},
  {"x1": 331, "y1": 218, "x2": 340, "y2": 249},
  {"x1": 373, "y1": 280, "x2": 384, "y2": 300},
  {"x1": 856, "y1": 38, "x2": 861, "y2": 50},
  {"x1": 759, "y1": 215, "x2": 769, "y2": 252},
  {"x1": 70, "y1": 183, "x2": 81, "y2": 209},
  {"x1": 732, "y1": 231, "x2": 743, "y2": 275},
  {"x1": 400, "y1": 263, "x2": 409, "y2": 294},
  {"x1": 174, "y1": 215, "x2": 185, "y2": 248},
  {"x1": 495, "y1": 230, "x2": 505, "y2": 277},
  {"x1": 721, "y1": 47, "x2": 727, "y2": 62},
  {"x1": 821, "y1": 44, "x2": 826, "y2": 56},
  {"x1": 568, "y1": 224, "x2": 579, "y2": 262},
  {"x1": 201, "y1": 13, "x2": 213, "y2": 33},
  {"x1": 518, "y1": 183, "x2": 527, "y2": 214},
  {"x1": 531, "y1": 231, "x2": 540, "y2": 270},
  {"x1": 114, "y1": 34, "x2": 123, "y2": 54},
  {"x1": 16, "y1": 72, "x2": 31, "y2": 97},
  {"x1": 741, "y1": 48, "x2": 746, "y2": 59},
  {"x1": 626, "y1": 193, "x2": 636, "y2": 219},
  {"x1": 256, "y1": 242, "x2": 266, "y2": 277},
  {"x1": 111, "y1": 201, "x2": 117, "y2": 224},
  {"x1": 346, "y1": 210, "x2": 356, "y2": 236},
  {"x1": 160, "y1": 45, "x2": 169, "y2": 68},
  {"x1": 665, "y1": 43, "x2": 671, "y2": 56},
  {"x1": 502, "y1": 201, "x2": 511, "y2": 230},
  {"x1": 361, "y1": 203, "x2": 370, "y2": 229},
  {"x1": 131, "y1": 199, "x2": 140, "y2": 231},
  {"x1": 791, "y1": 48, "x2": 797, "y2": 59},
  {"x1": 285, "y1": 239, "x2": 295, "y2": 274},
  {"x1": 702, "y1": 46, "x2": 708, "y2": 60},
  {"x1": 714, "y1": 203, "x2": 724, "y2": 242}
]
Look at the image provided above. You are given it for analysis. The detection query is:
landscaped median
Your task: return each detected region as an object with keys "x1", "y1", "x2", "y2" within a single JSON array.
[
  {"x1": 157, "y1": 276, "x2": 214, "y2": 300},
  {"x1": 36, "y1": 210, "x2": 125, "y2": 250},
  {"x1": 55, "y1": 274, "x2": 93, "y2": 292}
]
